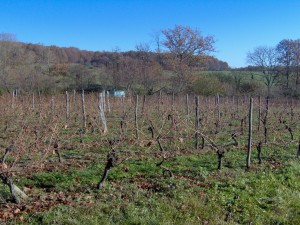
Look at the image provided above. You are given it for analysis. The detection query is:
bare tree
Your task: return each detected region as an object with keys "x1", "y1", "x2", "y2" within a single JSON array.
[
  {"x1": 0, "y1": 33, "x2": 26, "y2": 92},
  {"x1": 0, "y1": 33, "x2": 17, "y2": 42},
  {"x1": 105, "y1": 50, "x2": 122, "y2": 88},
  {"x1": 69, "y1": 64, "x2": 96, "y2": 90},
  {"x1": 276, "y1": 39, "x2": 294, "y2": 89},
  {"x1": 135, "y1": 42, "x2": 151, "y2": 53},
  {"x1": 161, "y1": 25, "x2": 215, "y2": 63},
  {"x1": 247, "y1": 46, "x2": 279, "y2": 96},
  {"x1": 151, "y1": 31, "x2": 162, "y2": 53},
  {"x1": 161, "y1": 25, "x2": 215, "y2": 92},
  {"x1": 134, "y1": 42, "x2": 163, "y2": 94},
  {"x1": 292, "y1": 39, "x2": 300, "y2": 91},
  {"x1": 231, "y1": 71, "x2": 245, "y2": 95}
]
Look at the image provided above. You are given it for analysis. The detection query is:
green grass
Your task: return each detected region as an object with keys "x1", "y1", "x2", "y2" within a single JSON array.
[
  {"x1": 8, "y1": 145, "x2": 298, "y2": 225},
  {"x1": 2, "y1": 93, "x2": 300, "y2": 224}
]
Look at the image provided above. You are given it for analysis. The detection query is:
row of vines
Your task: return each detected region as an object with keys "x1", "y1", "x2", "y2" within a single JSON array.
[{"x1": 0, "y1": 91, "x2": 299, "y2": 213}]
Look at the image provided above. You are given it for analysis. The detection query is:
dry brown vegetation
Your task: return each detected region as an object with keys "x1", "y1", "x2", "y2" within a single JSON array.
[{"x1": 0, "y1": 92, "x2": 299, "y2": 223}]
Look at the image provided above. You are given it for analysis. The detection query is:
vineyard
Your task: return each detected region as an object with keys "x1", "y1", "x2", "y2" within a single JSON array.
[{"x1": 0, "y1": 92, "x2": 300, "y2": 224}]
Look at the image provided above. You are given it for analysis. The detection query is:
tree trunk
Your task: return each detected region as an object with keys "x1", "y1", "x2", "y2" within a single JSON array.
[
  {"x1": 0, "y1": 175, "x2": 28, "y2": 204},
  {"x1": 297, "y1": 139, "x2": 300, "y2": 158},
  {"x1": 97, "y1": 150, "x2": 117, "y2": 190},
  {"x1": 217, "y1": 150, "x2": 224, "y2": 170},
  {"x1": 257, "y1": 142, "x2": 262, "y2": 164},
  {"x1": 97, "y1": 165, "x2": 110, "y2": 190}
]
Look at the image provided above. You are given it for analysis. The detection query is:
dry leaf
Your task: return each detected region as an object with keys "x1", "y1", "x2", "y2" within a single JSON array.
[
  {"x1": 0, "y1": 163, "x2": 8, "y2": 169},
  {"x1": 14, "y1": 208, "x2": 21, "y2": 214}
]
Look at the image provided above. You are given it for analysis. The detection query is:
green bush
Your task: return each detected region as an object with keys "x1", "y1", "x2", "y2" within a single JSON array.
[
  {"x1": 0, "y1": 88, "x2": 7, "y2": 96},
  {"x1": 239, "y1": 81, "x2": 263, "y2": 95},
  {"x1": 192, "y1": 75, "x2": 225, "y2": 96}
]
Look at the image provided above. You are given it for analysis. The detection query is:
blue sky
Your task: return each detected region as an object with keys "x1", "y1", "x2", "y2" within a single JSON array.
[{"x1": 1, "y1": 0, "x2": 300, "y2": 68}]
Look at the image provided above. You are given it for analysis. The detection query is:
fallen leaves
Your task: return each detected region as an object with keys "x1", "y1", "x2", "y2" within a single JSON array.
[
  {"x1": 0, "y1": 190, "x2": 96, "y2": 222},
  {"x1": 0, "y1": 163, "x2": 8, "y2": 170}
]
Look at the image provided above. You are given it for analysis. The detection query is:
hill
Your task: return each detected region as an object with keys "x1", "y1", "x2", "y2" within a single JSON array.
[
  {"x1": 23, "y1": 43, "x2": 229, "y2": 71},
  {"x1": 0, "y1": 41, "x2": 229, "y2": 94}
]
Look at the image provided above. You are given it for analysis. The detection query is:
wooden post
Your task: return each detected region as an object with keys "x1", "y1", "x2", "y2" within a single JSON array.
[
  {"x1": 195, "y1": 96, "x2": 199, "y2": 149},
  {"x1": 236, "y1": 96, "x2": 239, "y2": 114},
  {"x1": 72, "y1": 90, "x2": 77, "y2": 122},
  {"x1": 263, "y1": 96, "x2": 269, "y2": 144},
  {"x1": 142, "y1": 95, "x2": 146, "y2": 115},
  {"x1": 158, "y1": 90, "x2": 162, "y2": 112},
  {"x1": 172, "y1": 92, "x2": 175, "y2": 109},
  {"x1": 106, "y1": 91, "x2": 111, "y2": 113},
  {"x1": 258, "y1": 96, "x2": 261, "y2": 131},
  {"x1": 102, "y1": 90, "x2": 106, "y2": 112},
  {"x1": 216, "y1": 94, "x2": 220, "y2": 124},
  {"x1": 73, "y1": 89, "x2": 76, "y2": 112},
  {"x1": 290, "y1": 105, "x2": 294, "y2": 122},
  {"x1": 51, "y1": 96, "x2": 55, "y2": 118},
  {"x1": 38, "y1": 89, "x2": 42, "y2": 116},
  {"x1": 32, "y1": 92, "x2": 35, "y2": 111},
  {"x1": 11, "y1": 90, "x2": 15, "y2": 109},
  {"x1": 98, "y1": 92, "x2": 108, "y2": 133},
  {"x1": 121, "y1": 95, "x2": 125, "y2": 114},
  {"x1": 65, "y1": 91, "x2": 69, "y2": 121},
  {"x1": 297, "y1": 139, "x2": 300, "y2": 158},
  {"x1": 246, "y1": 97, "x2": 253, "y2": 169},
  {"x1": 135, "y1": 95, "x2": 139, "y2": 139},
  {"x1": 81, "y1": 90, "x2": 86, "y2": 131},
  {"x1": 186, "y1": 94, "x2": 189, "y2": 123}
]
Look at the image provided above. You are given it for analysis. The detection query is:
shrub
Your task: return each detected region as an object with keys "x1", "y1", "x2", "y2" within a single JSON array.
[
  {"x1": 192, "y1": 75, "x2": 225, "y2": 96},
  {"x1": 239, "y1": 81, "x2": 263, "y2": 95}
]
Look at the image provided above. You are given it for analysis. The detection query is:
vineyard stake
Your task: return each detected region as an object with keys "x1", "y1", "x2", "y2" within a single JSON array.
[
  {"x1": 32, "y1": 92, "x2": 35, "y2": 111},
  {"x1": 65, "y1": 91, "x2": 69, "y2": 121},
  {"x1": 195, "y1": 96, "x2": 199, "y2": 149},
  {"x1": 186, "y1": 94, "x2": 189, "y2": 123},
  {"x1": 98, "y1": 92, "x2": 108, "y2": 133},
  {"x1": 135, "y1": 95, "x2": 139, "y2": 140},
  {"x1": 81, "y1": 89, "x2": 86, "y2": 131},
  {"x1": 246, "y1": 97, "x2": 253, "y2": 169}
]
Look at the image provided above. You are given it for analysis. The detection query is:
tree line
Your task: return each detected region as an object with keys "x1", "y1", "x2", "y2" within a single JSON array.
[
  {"x1": 247, "y1": 39, "x2": 300, "y2": 97},
  {"x1": 3, "y1": 26, "x2": 300, "y2": 98},
  {"x1": 0, "y1": 26, "x2": 229, "y2": 95}
]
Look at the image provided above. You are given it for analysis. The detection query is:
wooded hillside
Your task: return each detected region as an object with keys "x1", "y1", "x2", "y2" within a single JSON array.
[{"x1": 0, "y1": 40, "x2": 228, "y2": 94}]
